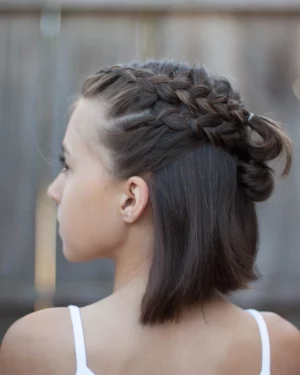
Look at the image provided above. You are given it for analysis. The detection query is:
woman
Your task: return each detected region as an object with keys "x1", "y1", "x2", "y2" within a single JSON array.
[{"x1": 1, "y1": 60, "x2": 299, "y2": 374}]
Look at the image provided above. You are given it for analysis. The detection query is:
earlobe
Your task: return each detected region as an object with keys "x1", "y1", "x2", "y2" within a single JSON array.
[{"x1": 120, "y1": 177, "x2": 149, "y2": 223}]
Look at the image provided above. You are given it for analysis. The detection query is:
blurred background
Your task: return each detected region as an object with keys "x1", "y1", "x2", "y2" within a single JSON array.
[{"x1": 1, "y1": 0, "x2": 300, "y2": 341}]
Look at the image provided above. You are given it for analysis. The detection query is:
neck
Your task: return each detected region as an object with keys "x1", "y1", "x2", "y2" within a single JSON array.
[{"x1": 113, "y1": 228, "x2": 152, "y2": 293}]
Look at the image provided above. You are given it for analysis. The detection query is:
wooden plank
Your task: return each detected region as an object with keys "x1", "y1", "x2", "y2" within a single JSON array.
[
  {"x1": 0, "y1": 284, "x2": 38, "y2": 308},
  {"x1": 34, "y1": 191, "x2": 57, "y2": 310},
  {"x1": 0, "y1": 15, "x2": 39, "y2": 284},
  {"x1": 0, "y1": 15, "x2": 41, "y2": 339},
  {"x1": 156, "y1": 14, "x2": 241, "y2": 77},
  {"x1": 1, "y1": 0, "x2": 300, "y2": 13}
]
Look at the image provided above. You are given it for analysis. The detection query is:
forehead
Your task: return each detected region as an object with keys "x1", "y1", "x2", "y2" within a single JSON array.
[
  {"x1": 64, "y1": 98, "x2": 113, "y2": 171},
  {"x1": 65, "y1": 98, "x2": 107, "y2": 145}
]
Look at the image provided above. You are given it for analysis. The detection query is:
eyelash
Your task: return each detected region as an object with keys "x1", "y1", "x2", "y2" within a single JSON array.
[{"x1": 59, "y1": 154, "x2": 70, "y2": 172}]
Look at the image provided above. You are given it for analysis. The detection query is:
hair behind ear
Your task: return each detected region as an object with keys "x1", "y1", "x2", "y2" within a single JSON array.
[{"x1": 140, "y1": 145, "x2": 258, "y2": 325}]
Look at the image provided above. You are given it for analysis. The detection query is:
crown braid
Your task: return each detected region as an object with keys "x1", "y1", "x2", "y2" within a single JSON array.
[{"x1": 82, "y1": 61, "x2": 291, "y2": 202}]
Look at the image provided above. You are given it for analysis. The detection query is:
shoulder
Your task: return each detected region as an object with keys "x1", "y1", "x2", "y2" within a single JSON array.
[
  {"x1": 0, "y1": 307, "x2": 75, "y2": 375},
  {"x1": 261, "y1": 312, "x2": 300, "y2": 374}
]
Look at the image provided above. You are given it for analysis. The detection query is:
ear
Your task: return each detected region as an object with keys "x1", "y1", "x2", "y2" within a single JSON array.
[{"x1": 120, "y1": 177, "x2": 149, "y2": 223}]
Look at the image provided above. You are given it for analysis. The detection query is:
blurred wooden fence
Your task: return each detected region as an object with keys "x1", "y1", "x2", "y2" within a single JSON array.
[{"x1": 1, "y1": 0, "x2": 300, "y2": 339}]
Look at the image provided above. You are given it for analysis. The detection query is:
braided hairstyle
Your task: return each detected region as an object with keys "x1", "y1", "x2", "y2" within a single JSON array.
[{"x1": 81, "y1": 60, "x2": 291, "y2": 324}]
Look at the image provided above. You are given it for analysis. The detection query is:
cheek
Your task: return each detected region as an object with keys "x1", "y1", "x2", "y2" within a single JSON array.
[{"x1": 59, "y1": 173, "x2": 125, "y2": 261}]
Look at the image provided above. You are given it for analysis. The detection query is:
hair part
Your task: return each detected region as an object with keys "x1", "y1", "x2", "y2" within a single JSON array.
[{"x1": 81, "y1": 60, "x2": 292, "y2": 324}]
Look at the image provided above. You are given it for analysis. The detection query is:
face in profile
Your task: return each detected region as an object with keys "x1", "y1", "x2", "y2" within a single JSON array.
[{"x1": 47, "y1": 99, "x2": 128, "y2": 262}]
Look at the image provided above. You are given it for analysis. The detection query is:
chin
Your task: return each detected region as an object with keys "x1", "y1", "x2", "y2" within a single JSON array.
[
  {"x1": 62, "y1": 246, "x2": 83, "y2": 263},
  {"x1": 60, "y1": 238, "x2": 87, "y2": 263},
  {"x1": 59, "y1": 229, "x2": 85, "y2": 262},
  {"x1": 61, "y1": 240, "x2": 100, "y2": 263}
]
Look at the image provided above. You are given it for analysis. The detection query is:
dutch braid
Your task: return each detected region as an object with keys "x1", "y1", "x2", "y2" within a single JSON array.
[{"x1": 82, "y1": 62, "x2": 291, "y2": 202}]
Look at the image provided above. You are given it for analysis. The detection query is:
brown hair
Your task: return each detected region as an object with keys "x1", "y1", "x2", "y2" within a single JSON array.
[{"x1": 81, "y1": 60, "x2": 292, "y2": 324}]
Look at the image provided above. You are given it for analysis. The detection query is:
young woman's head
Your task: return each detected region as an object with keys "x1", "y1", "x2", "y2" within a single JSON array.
[{"x1": 48, "y1": 60, "x2": 291, "y2": 324}]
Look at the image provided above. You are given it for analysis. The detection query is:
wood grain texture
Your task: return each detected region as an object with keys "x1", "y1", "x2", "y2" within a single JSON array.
[{"x1": 1, "y1": 0, "x2": 300, "y2": 12}]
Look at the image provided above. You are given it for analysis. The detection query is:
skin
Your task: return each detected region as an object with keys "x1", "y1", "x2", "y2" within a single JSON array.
[{"x1": 0, "y1": 98, "x2": 300, "y2": 374}]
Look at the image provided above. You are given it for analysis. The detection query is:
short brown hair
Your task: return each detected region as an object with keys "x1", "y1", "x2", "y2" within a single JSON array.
[{"x1": 81, "y1": 60, "x2": 292, "y2": 324}]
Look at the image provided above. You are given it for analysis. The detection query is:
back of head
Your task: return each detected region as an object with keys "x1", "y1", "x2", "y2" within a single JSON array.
[{"x1": 81, "y1": 60, "x2": 292, "y2": 325}]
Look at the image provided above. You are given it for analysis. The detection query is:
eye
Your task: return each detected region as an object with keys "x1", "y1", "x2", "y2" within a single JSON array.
[{"x1": 59, "y1": 154, "x2": 70, "y2": 173}]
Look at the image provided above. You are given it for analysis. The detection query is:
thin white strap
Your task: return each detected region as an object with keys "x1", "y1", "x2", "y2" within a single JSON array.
[
  {"x1": 247, "y1": 309, "x2": 271, "y2": 375},
  {"x1": 68, "y1": 305, "x2": 88, "y2": 370}
]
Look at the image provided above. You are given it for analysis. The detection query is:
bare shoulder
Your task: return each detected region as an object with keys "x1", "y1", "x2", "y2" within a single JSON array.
[
  {"x1": 0, "y1": 307, "x2": 75, "y2": 375},
  {"x1": 262, "y1": 312, "x2": 300, "y2": 374}
]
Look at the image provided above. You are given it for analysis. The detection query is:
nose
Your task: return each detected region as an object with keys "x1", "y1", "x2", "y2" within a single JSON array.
[{"x1": 47, "y1": 175, "x2": 63, "y2": 204}]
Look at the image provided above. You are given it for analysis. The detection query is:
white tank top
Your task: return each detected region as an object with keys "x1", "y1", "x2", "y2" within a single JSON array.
[{"x1": 68, "y1": 305, "x2": 271, "y2": 375}]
